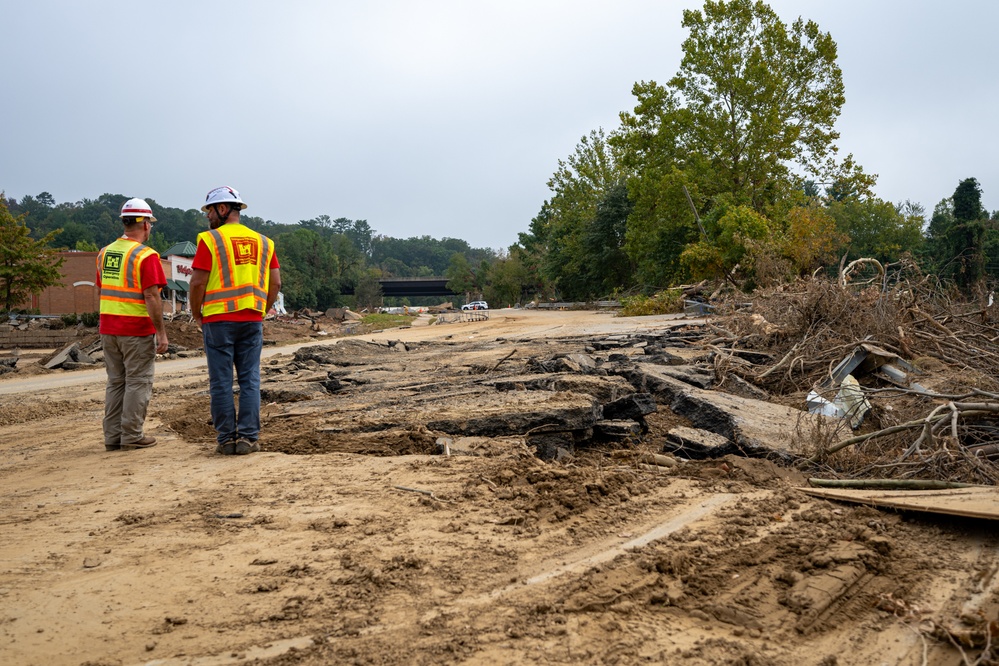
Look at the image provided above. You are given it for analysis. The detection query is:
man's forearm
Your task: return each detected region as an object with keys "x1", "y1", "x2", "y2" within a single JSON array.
[
  {"x1": 190, "y1": 290, "x2": 204, "y2": 320},
  {"x1": 144, "y1": 289, "x2": 166, "y2": 335},
  {"x1": 265, "y1": 268, "x2": 281, "y2": 313},
  {"x1": 189, "y1": 269, "x2": 210, "y2": 321}
]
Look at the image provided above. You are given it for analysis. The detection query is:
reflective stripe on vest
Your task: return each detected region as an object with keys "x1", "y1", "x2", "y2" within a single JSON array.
[
  {"x1": 198, "y1": 225, "x2": 273, "y2": 316},
  {"x1": 98, "y1": 239, "x2": 157, "y2": 318}
]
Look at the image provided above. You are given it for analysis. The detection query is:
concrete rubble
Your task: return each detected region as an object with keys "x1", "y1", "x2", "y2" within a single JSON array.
[{"x1": 250, "y1": 321, "x2": 824, "y2": 464}]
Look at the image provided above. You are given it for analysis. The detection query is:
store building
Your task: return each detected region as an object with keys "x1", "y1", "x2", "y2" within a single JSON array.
[{"x1": 22, "y1": 242, "x2": 196, "y2": 316}]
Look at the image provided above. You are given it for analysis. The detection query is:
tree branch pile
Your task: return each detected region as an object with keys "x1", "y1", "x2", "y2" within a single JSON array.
[{"x1": 700, "y1": 260, "x2": 999, "y2": 483}]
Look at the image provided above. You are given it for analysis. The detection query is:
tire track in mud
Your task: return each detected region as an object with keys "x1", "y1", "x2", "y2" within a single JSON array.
[
  {"x1": 899, "y1": 531, "x2": 999, "y2": 665},
  {"x1": 130, "y1": 492, "x2": 746, "y2": 663},
  {"x1": 346, "y1": 493, "x2": 745, "y2": 634}
]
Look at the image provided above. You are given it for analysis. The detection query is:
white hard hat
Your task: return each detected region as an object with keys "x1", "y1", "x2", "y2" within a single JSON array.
[
  {"x1": 121, "y1": 198, "x2": 156, "y2": 222},
  {"x1": 202, "y1": 186, "x2": 247, "y2": 212}
]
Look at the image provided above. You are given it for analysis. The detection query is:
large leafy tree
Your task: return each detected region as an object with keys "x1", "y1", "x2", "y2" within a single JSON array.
[
  {"x1": 680, "y1": 200, "x2": 775, "y2": 285},
  {"x1": 0, "y1": 196, "x2": 65, "y2": 312},
  {"x1": 520, "y1": 128, "x2": 630, "y2": 300},
  {"x1": 611, "y1": 0, "x2": 857, "y2": 290},
  {"x1": 670, "y1": 0, "x2": 845, "y2": 210},
  {"x1": 444, "y1": 253, "x2": 476, "y2": 298},
  {"x1": 583, "y1": 182, "x2": 635, "y2": 295},
  {"x1": 949, "y1": 178, "x2": 991, "y2": 289},
  {"x1": 954, "y1": 178, "x2": 987, "y2": 222},
  {"x1": 484, "y1": 250, "x2": 536, "y2": 307}
]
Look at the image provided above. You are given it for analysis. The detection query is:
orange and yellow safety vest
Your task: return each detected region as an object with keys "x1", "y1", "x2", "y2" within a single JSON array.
[
  {"x1": 97, "y1": 238, "x2": 159, "y2": 318},
  {"x1": 197, "y1": 223, "x2": 275, "y2": 316}
]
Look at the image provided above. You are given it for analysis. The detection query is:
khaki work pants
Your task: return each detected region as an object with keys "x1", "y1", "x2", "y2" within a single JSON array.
[{"x1": 102, "y1": 334, "x2": 155, "y2": 447}]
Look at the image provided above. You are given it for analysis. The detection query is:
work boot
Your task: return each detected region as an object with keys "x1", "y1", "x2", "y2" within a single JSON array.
[
  {"x1": 105, "y1": 443, "x2": 121, "y2": 452},
  {"x1": 215, "y1": 440, "x2": 237, "y2": 456},
  {"x1": 122, "y1": 436, "x2": 156, "y2": 450},
  {"x1": 234, "y1": 438, "x2": 261, "y2": 455}
]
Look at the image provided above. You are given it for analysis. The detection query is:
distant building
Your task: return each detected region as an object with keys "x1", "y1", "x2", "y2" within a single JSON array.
[
  {"x1": 162, "y1": 241, "x2": 196, "y2": 314},
  {"x1": 21, "y1": 242, "x2": 197, "y2": 316},
  {"x1": 24, "y1": 251, "x2": 100, "y2": 315}
]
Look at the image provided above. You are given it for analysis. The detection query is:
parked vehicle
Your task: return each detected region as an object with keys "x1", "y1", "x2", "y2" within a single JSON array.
[{"x1": 461, "y1": 301, "x2": 489, "y2": 311}]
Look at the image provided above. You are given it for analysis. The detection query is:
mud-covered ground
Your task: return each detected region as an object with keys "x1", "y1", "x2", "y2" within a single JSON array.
[{"x1": 0, "y1": 309, "x2": 996, "y2": 666}]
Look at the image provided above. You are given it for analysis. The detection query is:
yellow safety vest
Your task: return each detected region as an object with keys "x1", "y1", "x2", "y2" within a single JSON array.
[
  {"x1": 97, "y1": 238, "x2": 158, "y2": 318},
  {"x1": 198, "y1": 223, "x2": 274, "y2": 316}
]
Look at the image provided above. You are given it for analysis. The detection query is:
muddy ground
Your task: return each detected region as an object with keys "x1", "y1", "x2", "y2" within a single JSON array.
[{"x1": 0, "y1": 309, "x2": 996, "y2": 666}]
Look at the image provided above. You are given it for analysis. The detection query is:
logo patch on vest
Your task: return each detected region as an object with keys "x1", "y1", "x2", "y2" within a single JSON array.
[
  {"x1": 102, "y1": 251, "x2": 124, "y2": 279},
  {"x1": 231, "y1": 238, "x2": 259, "y2": 265}
]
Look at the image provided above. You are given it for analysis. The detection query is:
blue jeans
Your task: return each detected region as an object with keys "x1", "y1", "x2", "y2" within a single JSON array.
[{"x1": 202, "y1": 321, "x2": 263, "y2": 445}]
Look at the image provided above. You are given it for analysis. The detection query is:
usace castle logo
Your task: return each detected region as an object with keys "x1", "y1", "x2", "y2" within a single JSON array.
[
  {"x1": 102, "y1": 251, "x2": 124, "y2": 279},
  {"x1": 231, "y1": 238, "x2": 259, "y2": 265}
]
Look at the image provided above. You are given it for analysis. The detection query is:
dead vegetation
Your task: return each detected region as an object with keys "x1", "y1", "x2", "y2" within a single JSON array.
[{"x1": 698, "y1": 259, "x2": 999, "y2": 485}]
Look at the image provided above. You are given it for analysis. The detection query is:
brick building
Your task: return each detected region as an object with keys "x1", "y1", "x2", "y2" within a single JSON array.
[
  {"x1": 23, "y1": 246, "x2": 194, "y2": 316},
  {"x1": 25, "y1": 252, "x2": 100, "y2": 315}
]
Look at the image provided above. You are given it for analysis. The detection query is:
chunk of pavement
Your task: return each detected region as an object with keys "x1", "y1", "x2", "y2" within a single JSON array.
[
  {"x1": 602, "y1": 392, "x2": 657, "y2": 421},
  {"x1": 664, "y1": 426, "x2": 733, "y2": 458},
  {"x1": 628, "y1": 365, "x2": 825, "y2": 455}
]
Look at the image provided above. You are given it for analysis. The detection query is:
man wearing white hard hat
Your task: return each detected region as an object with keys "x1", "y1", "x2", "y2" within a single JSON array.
[
  {"x1": 189, "y1": 186, "x2": 281, "y2": 456},
  {"x1": 96, "y1": 198, "x2": 169, "y2": 452}
]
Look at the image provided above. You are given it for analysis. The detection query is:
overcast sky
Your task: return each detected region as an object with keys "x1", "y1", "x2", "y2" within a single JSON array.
[{"x1": 3, "y1": 1, "x2": 997, "y2": 250}]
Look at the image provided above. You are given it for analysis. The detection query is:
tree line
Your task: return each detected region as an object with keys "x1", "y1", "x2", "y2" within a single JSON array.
[
  {"x1": 0, "y1": 192, "x2": 499, "y2": 312},
  {"x1": 4, "y1": 0, "x2": 998, "y2": 315}
]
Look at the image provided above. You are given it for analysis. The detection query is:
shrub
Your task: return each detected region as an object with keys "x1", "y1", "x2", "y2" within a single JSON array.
[
  {"x1": 61, "y1": 313, "x2": 78, "y2": 326},
  {"x1": 81, "y1": 311, "x2": 100, "y2": 327},
  {"x1": 620, "y1": 289, "x2": 684, "y2": 316}
]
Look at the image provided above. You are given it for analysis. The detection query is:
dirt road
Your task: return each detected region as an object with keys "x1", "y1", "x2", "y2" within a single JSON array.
[{"x1": 0, "y1": 309, "x2": 995, "y2": 665}]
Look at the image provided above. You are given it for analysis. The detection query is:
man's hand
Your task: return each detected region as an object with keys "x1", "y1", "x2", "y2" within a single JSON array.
[{"x1": 155, "y1": 332, "x2": 169, "y2": 354}]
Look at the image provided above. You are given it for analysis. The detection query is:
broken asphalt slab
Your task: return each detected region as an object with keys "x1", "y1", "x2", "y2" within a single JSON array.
[{"x1": 625, "y1": 363, "x2": 828, "y2": 457}]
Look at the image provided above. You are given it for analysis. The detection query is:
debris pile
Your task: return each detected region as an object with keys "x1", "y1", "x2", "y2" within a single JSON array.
[
  {"x1": 0, "y1": 356, "x2": 17, "y2": 376},
  {"x1": 41, "y1": 339, "x2": 102, "y2": 370},
  {"x1": 179, "y1": 264, "x2": 999, "y2": 488},
  {"x1": 699, "y1": 263, "x2": 999, "y2": 484}
]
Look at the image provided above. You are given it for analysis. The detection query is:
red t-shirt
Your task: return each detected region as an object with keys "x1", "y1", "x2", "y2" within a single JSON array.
[
  {"x1": 192, "y1": 238, "x2": 280, "y2": 323},
  {"x1": 97, "y1": 252, "x2": 167, "y2": 336}
]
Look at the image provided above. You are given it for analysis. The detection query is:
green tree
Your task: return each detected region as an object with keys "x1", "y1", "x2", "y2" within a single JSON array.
[
  {"x1": 54, "y1": 221, "x2": 96, "y2": 250},
  {"x1": 610, "y1": 81, "x2": 697, "y2": 288},
  {"x1": 353, "y1": 268, "x2": 384, "y2": 312},
  {"x1": 0, "y1": 196, "x2": 65, "y2": 312},
  {"x1": 611, "y1": 0, "x2": 860, "y2": 290},
  {"x1": 583, "y1": 181, "x2": 634, "y2": 295},
  {"x1": 680, "y1": 201, "x2": 775, "y2": 286},
  {"x1": 950, "y1": 178, "x2": 990, "y2": 289},
  {"x1": 484, "y1": 251, "x2": 535, "y2": 307},
  {"x1": 827, "y1": 197, "x2": 924, "y2": 263},
  {"x1": 954, "y1": 178, "x2": 986, "y2": 222},
  {"x1": 274, "y1": 229, "x2": 342, "y2": 310},
  {"x1": 519, "y1": 128, "x2": 628, "y2": 300},
  {"x1": 671, "y1": 0, "x2": 845, "y2": 209},
  {"x1": 925, "y1": 179, "x2": 992, "y2": 289},
  {"x1": 924, "y1": 198, "x2": 956, "y2": 273},
  {"x1": 445, "y1": 253, "x2": 475, "y2": 298}
]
